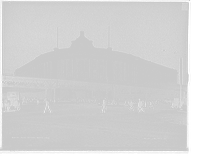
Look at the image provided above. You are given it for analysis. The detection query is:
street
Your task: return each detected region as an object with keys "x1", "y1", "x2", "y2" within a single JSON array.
[{"x1": 2, "y1": 104, "x2": 187, "y2": 151}]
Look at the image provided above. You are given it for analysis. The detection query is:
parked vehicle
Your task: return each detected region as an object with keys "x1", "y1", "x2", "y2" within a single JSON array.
[
  {"x1": 171, "y1": 98, "x2": 179, "y2": 109},
  {"x1": 4, "y1": 92, "x2": 22, "y2": 111}
]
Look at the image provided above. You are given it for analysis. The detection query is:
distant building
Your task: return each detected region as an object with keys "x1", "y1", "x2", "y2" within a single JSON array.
[{"x1": 14, "y1": 31, "x2": 178, "y2": 89}]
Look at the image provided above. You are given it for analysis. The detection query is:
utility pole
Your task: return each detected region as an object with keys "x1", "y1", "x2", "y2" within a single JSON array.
[
  {"x1": 106, "y1": 26, "x2": 110, "y2": 100},
  {"x1": 179, "y1": 57, "x2": 183, "y2": 109}
]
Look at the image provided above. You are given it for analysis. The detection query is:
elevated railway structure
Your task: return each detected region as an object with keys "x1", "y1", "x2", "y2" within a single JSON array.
[{"x1": 2, "y1": 76, "x2": 182, "y2": 103}]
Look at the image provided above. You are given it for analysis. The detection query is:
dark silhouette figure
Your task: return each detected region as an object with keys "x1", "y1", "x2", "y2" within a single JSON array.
[
  {"x1": 101, "y1": 98, "x2": 107, "y2": 113},
  {"x1": 128, "y1": 100, "x2": 134, "y2": 111},
  {"x1": 144, "y1": 99, "x2": 147, "y2": 108},
  {"x1": 43, "y1": 98, "x2": 52, "y2": 114},
  {"x1": 37, "y1": 99, "x2": 40, "y2": 105},
  {"x1": 138, "y1": 99, "x2": 144, "y2": 113},
  {"x1": 149, "y1": 101, "x2": 153, "y2": 109}
]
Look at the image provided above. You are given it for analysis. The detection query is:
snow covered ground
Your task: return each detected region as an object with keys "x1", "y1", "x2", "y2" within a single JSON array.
[{"x1": 2, "y1": 104, "x2": 187, "y2": 151}]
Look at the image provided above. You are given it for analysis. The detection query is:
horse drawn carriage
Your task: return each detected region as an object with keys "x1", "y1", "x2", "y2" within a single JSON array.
[{"x1": 3, "y1": 92, "x2": 22, "y2": 111}]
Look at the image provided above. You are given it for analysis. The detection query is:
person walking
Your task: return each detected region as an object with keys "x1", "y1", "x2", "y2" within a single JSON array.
[
  {"x1": 144, "y1": 98, "x2": 147, "y2": 108},
  {"x1": 149, "y1": 101, "x2": 153, "y2": 109},
  {"x1": 128, "y1": 100, "x2": 134, "y2": 111},
  {"x1": 37, "y1": 99, "x2": 40, "y2": 105},
  {"x1": 43, "y1": 98, "x2": 52, "y2": 114},
  {"x1": 138, "y1": 99, "x2": 144, "y2": 113},
  {"x1": 101, "y1": 98, "x2": 107, "y2": 113}
]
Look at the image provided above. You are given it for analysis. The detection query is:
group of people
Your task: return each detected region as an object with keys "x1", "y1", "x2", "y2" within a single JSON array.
[
  {"x1": 39, "y1": 98, "x2": 157, "y2": 114},
  {"x1": 101, "y1": 98, "x2": 150, "y2": 114},
  {"x1": 128, "y1": 99, "x2": 144, "y2": 113}
]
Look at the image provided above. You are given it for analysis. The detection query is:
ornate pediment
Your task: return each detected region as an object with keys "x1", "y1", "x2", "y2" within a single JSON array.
[{"x1": 70, "y1": 31, "x2": 94, "y2": 51}]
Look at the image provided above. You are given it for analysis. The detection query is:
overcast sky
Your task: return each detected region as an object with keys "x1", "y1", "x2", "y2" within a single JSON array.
[{"x1": 2, "y1": 1, "x2": 188, "y2": 77}]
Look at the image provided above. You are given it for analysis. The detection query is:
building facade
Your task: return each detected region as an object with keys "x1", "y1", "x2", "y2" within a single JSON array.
[{"x1": 15, "y1": 31, "x2": 178, "y2": 88}]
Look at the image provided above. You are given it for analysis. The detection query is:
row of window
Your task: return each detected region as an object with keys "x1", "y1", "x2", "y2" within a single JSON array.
[
  {"x1": 43, "y1": 59, "x2": 127, "y2": 82},
  {"x1": 16, "y1": 58, "x2": 177, "y2": 87}
]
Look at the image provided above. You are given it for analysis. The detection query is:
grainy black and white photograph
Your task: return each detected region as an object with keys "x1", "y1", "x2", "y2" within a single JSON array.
[{"x1": 1, "y1": 1, "x2": 189, "y2": 151}]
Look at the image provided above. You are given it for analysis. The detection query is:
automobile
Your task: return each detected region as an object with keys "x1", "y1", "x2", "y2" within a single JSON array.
[
  {"x1": 171, "y1": 98, "x2": 179, "y2": 109},
  {"x1": 4, "y1": 91, "x2": 22, "y2": 111}
]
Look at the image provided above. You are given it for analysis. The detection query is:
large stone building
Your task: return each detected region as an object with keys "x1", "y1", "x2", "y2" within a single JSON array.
[{"x1": 15, "y1": 31, "x2": 177, "y2": 89}]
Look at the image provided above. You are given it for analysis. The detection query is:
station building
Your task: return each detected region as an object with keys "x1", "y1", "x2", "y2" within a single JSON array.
[{"x1": 15, "y1": 31, "x2": 177, "y2": 99}]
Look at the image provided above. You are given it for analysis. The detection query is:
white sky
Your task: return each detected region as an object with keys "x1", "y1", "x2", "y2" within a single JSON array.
[{"x1": 2, "y1": 1, "x2": 188, "y2": 76}]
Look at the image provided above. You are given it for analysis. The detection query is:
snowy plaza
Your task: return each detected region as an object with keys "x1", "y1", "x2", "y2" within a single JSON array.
[{"x1": 2, "y1": 101, "x2": 188, "y2": 151}]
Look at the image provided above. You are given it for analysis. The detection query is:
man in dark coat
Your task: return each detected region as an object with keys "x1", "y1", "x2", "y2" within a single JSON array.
[
  {"x1": 138, "y1": 99, "x2": 144, "y2": 113},
  {"x1": 101, "y1": 98, "x2": 107, "y2": 113},
  {"x1": 128, "y1": 100, "x2": 134, "y2": 111},
  {"x1": 43, "y1": 98, "x2": 52, "y2": 114}
]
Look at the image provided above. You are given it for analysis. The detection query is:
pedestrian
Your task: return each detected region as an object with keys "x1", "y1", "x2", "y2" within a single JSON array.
[
  {"x1": 128, "y1": 100, "x2": 134, "y2": 111},
  {"x1": 144, "y1": 99, "x2": 147, "y2": 108},
  {"x1": 149, "y1": 101, "x2": 153, "y2": 109},
  {"x1": 101, "y1": 98, "x2": 107, "y2": 113},
  {"x1": 138, "y1": 99, "x2": 144, "y2": 113},
  {"x1": 43, "y1": 98, "x2": 52, "y2": 114},
  {"x1": 37, "y1": 99, "x2": 39, "y2": 105}
]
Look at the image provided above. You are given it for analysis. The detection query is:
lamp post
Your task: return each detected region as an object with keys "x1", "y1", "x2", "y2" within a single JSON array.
[
  {"x1": 106, "y1": 26, "x2": 110, "y2": 100},
  {"x1": 106, "y1": 48, "x2": 109, "y2": 100}
]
